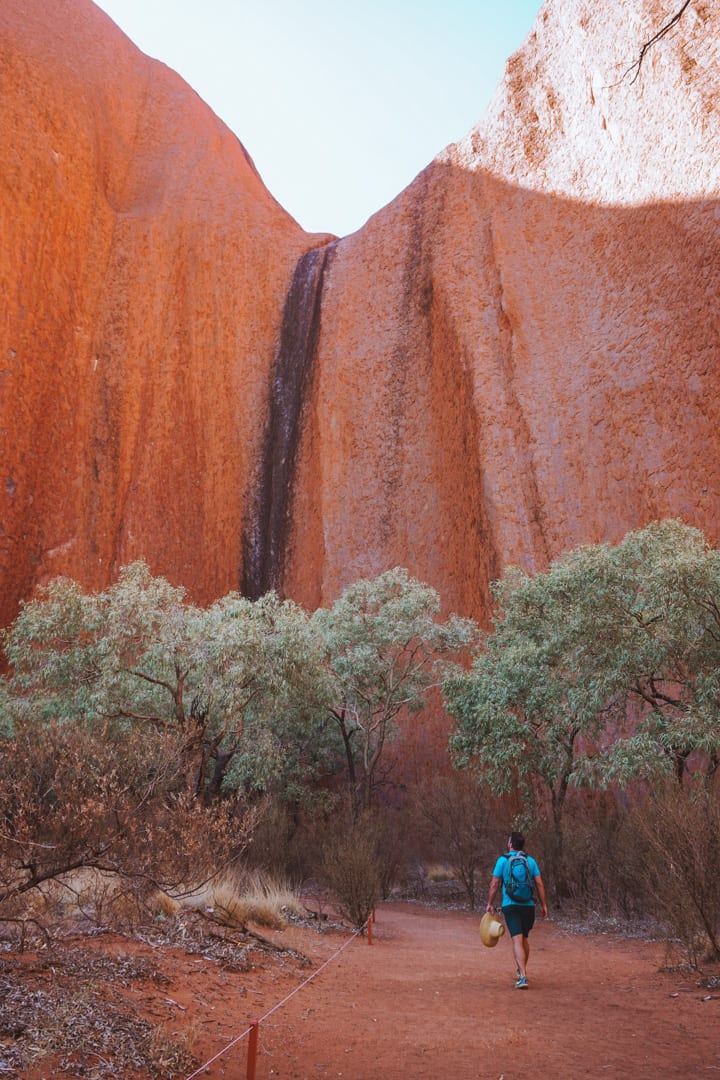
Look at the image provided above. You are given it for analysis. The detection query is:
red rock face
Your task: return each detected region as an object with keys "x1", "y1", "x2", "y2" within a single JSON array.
[
  {"x1": 284, "y1": 0, "x2": 720, "y2": 620},
  {"x1": 0, "y1": 0, "x2": 330, "y2": 626},
  {"x1": 2, "y1": 0, "x2": 720, "y2": 629}
]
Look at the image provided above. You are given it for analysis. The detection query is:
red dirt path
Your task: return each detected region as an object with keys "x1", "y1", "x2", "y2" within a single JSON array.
[{"x1": 174, "y1": 902, "x2": 719, "y2": 1080}]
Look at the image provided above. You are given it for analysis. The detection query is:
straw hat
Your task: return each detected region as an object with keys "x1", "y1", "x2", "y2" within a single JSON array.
[{"x1": 479, "y1": 910, "x2": 505, "y2": 947}]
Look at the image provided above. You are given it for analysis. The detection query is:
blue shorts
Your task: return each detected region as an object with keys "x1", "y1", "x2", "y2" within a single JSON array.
[{"x1": 502, "y1": 905, "x2": 536, "y2": 938}]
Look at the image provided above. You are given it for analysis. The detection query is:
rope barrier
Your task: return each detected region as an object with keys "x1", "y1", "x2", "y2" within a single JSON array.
[
  {"x1": 184, "y1": 1021, "x2": 256, "y2": 1080},
  {"x1": 184, "y1": 918, "x2": 371, "y2": 1080}
]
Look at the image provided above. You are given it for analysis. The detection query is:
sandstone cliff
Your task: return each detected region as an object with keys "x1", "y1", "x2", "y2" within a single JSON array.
[
  {"x1": 0, "y1": 0, "x2": 331, "y2": 627},
  {"x1": 281, "y1": 0, "x2": 720, "y2": 619},
  {"x1": 2, "y1": 0, "x2": 719, "y2": 629}
]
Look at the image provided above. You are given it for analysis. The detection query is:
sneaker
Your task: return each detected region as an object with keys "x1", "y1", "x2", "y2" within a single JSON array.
[{"x1": 514, "y1": 975, "x2": 528, "y2": 989}]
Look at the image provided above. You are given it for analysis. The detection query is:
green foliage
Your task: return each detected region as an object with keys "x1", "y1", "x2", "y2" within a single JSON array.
[
  {"x1": 445, "y1": 520, "x2": 720, "y2": 849},
  {"x1": 0, "y1": 562, "x2": 480, "y2": 930},
  {"x1": 0, "y1": 563, "x2": 476, "y2": 817},
  {"x1": 1, "y1": 563, "x2": 332, "y2": 802},
  {"x1": 311, "y1": 567, "x2": 478, "y2": 811}
]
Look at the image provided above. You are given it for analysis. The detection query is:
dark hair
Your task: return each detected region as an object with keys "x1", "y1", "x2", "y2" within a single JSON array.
[{"x1": 510, "y1": 831, "x2": 525, "y2": 850}]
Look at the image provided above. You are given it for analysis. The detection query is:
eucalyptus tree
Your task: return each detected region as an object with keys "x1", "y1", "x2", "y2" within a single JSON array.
[
  {"x1": 1, "y1": 563, "x2": 327, "y2": 803},
  {"x1": 311, "y1": 567, "x2": 478, "y2": 813},
  {"x1": 445, "y1": 519, "x2": 720, "y2": 857}
]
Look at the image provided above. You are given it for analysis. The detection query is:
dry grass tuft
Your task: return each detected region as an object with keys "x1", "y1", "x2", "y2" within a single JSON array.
[
  {"x1": 29, "y1": 867, "x2": 154, "y2": 930},
  {"x1": 171, "y1": 871, "x2": 306, "y2": 930},
  {"x1": 151, "y1": 889, "x2": 182, "y2": 918},
  {"x1": 426, "y1": 864, "x2": 456, "y2": 883}
]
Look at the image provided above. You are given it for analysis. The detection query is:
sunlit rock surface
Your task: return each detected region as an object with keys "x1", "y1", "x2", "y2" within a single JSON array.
[
  {"x1": 284, "y1": 0, "x2": 720, "y2": 618},
  {"x1": 2, "y1": 0, "x2": 719, "y2": 629}
]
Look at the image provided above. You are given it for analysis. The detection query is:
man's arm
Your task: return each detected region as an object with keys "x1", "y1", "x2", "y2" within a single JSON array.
[
  {"x1": 534, "y1": 873, "x2": 548, "y2": 917},
  {"x1": 486, "y1": 875, "x2": 502, "y2": 913}
]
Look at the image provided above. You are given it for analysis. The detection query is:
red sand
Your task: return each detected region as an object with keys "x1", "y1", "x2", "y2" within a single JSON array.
[{"x1": 170, "y1": 902, "x2": 719, "y2": 1079}]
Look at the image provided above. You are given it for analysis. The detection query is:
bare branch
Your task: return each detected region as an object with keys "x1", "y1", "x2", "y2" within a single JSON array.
[
  {"x1": 620, "y1": 1, "x2": 693, "y2": 86},
  {"x1": 128, "y1": 668, "x2": 178, "y2": 696},
  {"x1": 101, "y1": 708, "x2": 172, "y2": 730}
]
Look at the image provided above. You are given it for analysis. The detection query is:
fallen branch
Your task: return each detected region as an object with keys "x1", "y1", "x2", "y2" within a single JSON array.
[{"x1": 196, "y1": 907, "x2": 310, "y2": 961}]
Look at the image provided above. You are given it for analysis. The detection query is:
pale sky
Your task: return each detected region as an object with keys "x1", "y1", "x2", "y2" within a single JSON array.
[{"x1": 94, "y1": 1, "x2": 543, "y2": 237}]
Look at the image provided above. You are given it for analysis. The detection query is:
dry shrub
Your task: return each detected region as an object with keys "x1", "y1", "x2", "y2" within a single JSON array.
[
  {"x1": 629, "y1": 778, "x2": 720, "y2": 964},
  {"x1": 409, "y1": 772, "x2": 500, "y2": 909},
  {"x1": 245, "y1": 798, "x2": 330, "y2": 887},
  {"x1": 150, "y1": 889, "x2": 182, "y2": 918},
  {"x1": 209, "y1": 882, "x2": 259, "y2": 927},
  {"x1": 372, "y1": 803, "x2": 411, "y2": 900},
  {"x1": 0, "y1": 718, "x2": 258, "y2": 937},
  {"x1": 34, "y1": 868, "x2": 150, "y2": 930},
  {"x1": 148, "y1": 791, "x2": 260, "y2": 894},
  {"x1": 533, "y1": 790, "x2": 642, "y2": 916},
  {"x1": 241, "y1": 872, "x2": 306, "y2": 925},
  {"x1": 246, "y1": 794, "x2": 407, "y2": 918},
  {"x1": 319, "y1": 811, "x2": 382, "y2": 928}
]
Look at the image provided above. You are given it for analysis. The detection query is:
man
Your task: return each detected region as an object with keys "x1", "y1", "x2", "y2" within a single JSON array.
[{"x1": 486, "y1": 831, "x2": 548, "y2": 989}]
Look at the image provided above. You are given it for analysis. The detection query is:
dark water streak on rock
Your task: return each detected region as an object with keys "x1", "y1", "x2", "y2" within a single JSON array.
[{"x1": 242, "y1": 243, "x2": 334, "y2": 599}]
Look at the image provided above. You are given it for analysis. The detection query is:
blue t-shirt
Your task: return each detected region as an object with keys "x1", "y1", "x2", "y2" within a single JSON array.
[{"x1": 492, "y1": 851, "x2": 541, "y2": 908}]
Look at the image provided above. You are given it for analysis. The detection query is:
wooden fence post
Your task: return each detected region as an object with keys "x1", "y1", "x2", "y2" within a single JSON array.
[{"x1": 247, "y1": 1020, "x2": 259, "y2": 1080}]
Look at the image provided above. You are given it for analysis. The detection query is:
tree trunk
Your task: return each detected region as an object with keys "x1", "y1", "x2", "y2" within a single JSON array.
[
  {"x1": 332, "y1": 709, "x2": 359, "y2": 806},
  {"x1": 205, "y1": 747, "x2": 235, "y2": 804}
]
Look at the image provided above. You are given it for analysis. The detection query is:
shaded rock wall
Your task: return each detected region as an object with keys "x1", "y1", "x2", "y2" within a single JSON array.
[{"x1": 0, "y1": 0, "x2": 331, "y2": 626}]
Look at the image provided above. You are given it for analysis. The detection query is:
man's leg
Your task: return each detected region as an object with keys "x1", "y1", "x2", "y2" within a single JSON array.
[
  {"x1": 509, "y1": 906, "x2": 535, "y2": 986},
  {"x1": 504, "y1": 907, "x2": 534, "y2": 985},
  {"x1": 511, "y1": 933, "x2": 527, "y2": 977}
]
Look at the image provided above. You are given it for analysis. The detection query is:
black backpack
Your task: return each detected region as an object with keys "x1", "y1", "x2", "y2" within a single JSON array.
[{"x1": 502, "y1": 851, "x2": 535, "y2": 903}]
